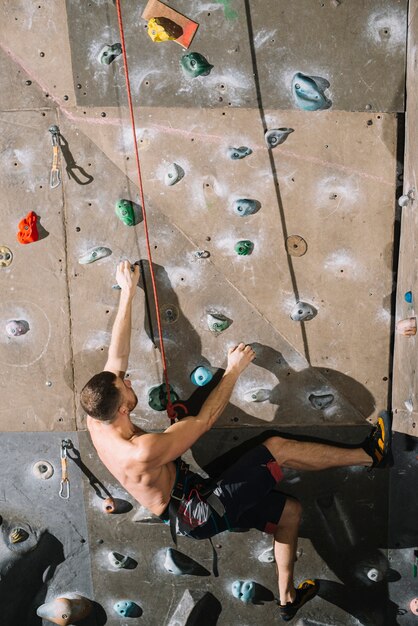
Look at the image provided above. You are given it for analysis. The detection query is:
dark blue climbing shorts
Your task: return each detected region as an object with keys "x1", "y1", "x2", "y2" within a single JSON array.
[{"x1": 160, "y1": 444, "x2": 287, "y2": 539}]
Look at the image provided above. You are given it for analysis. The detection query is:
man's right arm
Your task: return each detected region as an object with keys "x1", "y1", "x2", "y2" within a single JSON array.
[{"x1": 137, "y1": 344, "x2": 255, "y2": 467}]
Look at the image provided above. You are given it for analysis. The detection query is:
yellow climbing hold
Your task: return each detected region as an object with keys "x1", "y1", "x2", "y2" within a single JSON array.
[{"x1": 147, "y1": 17, "x2": 179, "y2": 42}]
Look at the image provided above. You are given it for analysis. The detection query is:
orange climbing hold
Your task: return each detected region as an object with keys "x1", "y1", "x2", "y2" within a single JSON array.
[{"x1": 17, "y1": 211, "x2": 39, "y2": 244}]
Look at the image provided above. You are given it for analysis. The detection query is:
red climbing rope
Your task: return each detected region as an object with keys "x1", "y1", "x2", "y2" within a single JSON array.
[{"x1": 114, "y1": 0, "x2": 175, "y2": 420}]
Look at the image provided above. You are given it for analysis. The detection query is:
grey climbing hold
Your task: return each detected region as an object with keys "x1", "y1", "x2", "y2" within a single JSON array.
[
  {"x1": 207, "y1": 312, "x2": 231, "y2": 333},
  {"x1": 290, "y1": 302, "x2": 316, "y2": 322},
  {"x1": 108, "y1": 551, "x2": 137, "y2": 569},
  {"x1": 227, "y1": 146, "x2": 252, "y2": 160},
  {"x1": 161, "y1": 304, "x2": 179, "y2": 324},
  {"x1": 231, "y1": 580, "x2": 256, "y2": 603},
  {"x1": 309, "y1": 393, "x2": 334, "y2": 410},
  {"x1": 6, "y1": 320, "x2": 30, "y2": 337},
  {"x1": 232, "y1": 198, "x2": 260, "y2": 217},
  {"x1": 194, "y1": 250, "x2": 210, "y2": 259},
  {"x1": 98, "y1": 43, "x2": 122, "y2": 65},
  {"x1": 113, "y1": 600, "x2": 141, "y2": 618},
  {"x1": 258, "y1": 546, "x2": 274, "y2": 563},
  {"x1": 78, "y1": 246, "x2": 112, "y2": 264},
  {"x1": 165, "y1": 163, "x2": 184, "y2": 186},
  {"x1": 32, "y1": 460, "x2": 54, "y2": 480},
  {"x1": 405, "y1": 399, "x2": 413, "y2": 412},
  {"x1": 244, "y1": 388, "x2": 271, "y2": 403},
  {"x1": 367, "y1": 567, "x2": 383, "y2": 582},
  {"x1": 164, "y1": 548, "x2": 209, "y2": 576},
  {"x1": 265, "y1": 128, "x2": 294, "y2": 148}
]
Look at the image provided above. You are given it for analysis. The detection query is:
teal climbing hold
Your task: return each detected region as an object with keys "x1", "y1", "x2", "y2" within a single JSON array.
[
  {"x1": 232, "y1": 199, "x2": 260, "y2": 217},
  {"x1": 405, "y1": 291, "x2": 413, "y2": 303},
  {"x1": 292, "y1": 72, "x2": 332, "y2": 111},
  {"x1": 115, "y1": 199, "x2": 135, "y2": 226},
  {"x1": 227, "y1": 146, "x2": 252, "y2": 160},
  {"x1": 234, "y1": 240, "x2": 254, "y2": 256},
  {"x1": 207, "y1": 312, "x2": 231, "y2": 333},
  {"x1": 231, "y1": 580, "x2": 256, "y2": 603},
  {"x1": 309, "y1": 393, "x2": 334, "y2": 410},
  {"x1": 190, "y1": 366, "x2": 213, "y2": 386},
  {"x1": 113, "y1": 601, "x2": 141, "y2": 618},
  {"x1": 98, "y1": 43, "x2": 122, "y2": 65},
  {"x1": 181, "y1": 52, "x2": 213, "y2": 78},
  {"x1": 148, "y1": 384, "x2": 179, "y2": 411},
  {"x1": 265, "y1": 128, "x2": 294, "y2": 148},
  {"x1": 78, "y1": 246, "x2": 112, "y2": 264}
]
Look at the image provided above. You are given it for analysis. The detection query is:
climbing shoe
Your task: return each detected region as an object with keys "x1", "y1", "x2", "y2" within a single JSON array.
[
  {"x1": 278, "y1": 579, "x2": 319, "y2": 622},
  {"x1": 362, "y1": 410, "x2": 393, "y2": 469}
]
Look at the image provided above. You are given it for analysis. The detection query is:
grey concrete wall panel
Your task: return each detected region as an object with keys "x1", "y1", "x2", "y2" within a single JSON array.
[
  {"x1": 65, "y1": 0, "x2": 407, "y2": 112},
  {"x1": 393, "y1": 0, "x2": 418, "y2": 436},
  {"x1": 80, "y1": 427, "x2": 395, "y2": 625},
  {"x1": 0, "y1": 110, "x2": 75, "y2": 432},
  {"x1": 0, "y1": 432, "x2": 94, "y2": 626}
]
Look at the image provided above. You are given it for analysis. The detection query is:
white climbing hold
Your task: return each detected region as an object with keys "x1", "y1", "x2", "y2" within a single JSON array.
[
  {"x1": 258, "y1": 546, "x2": 274, "y2": 563},
  {"x1": 244, "y1": 388, "x2": 271, "y2": 402},
  {"x1": 290, "y1": 302, "x2": 316, "y2": 322}
]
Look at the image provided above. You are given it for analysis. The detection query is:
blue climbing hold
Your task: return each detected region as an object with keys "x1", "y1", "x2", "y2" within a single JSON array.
[
  {"x1": 232, "y1": 199, "x2": 260, "y2": 217},
  {"x1": 292, "y1": 72, "x2": 332, "y2": 111},
  {"x1": 113, "y1": 601, "x2": 141, "y2": 618},
  {"x1": 232, "y1": 580, "x2": 256, "y2": 603},
  {"x1": 190, "y1": 366, "x2": 213, "y2": 386},
  {"x1": 405, "y1": 291, "x2": 413, "y2": 303}
]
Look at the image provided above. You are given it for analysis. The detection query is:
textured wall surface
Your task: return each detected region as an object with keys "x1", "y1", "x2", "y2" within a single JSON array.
[{"x1": 0, "y1": 0, "x2": 415, "y2": 624}]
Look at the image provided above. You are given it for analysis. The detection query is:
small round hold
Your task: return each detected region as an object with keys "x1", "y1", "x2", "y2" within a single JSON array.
[
  {"x1": 410, "y1": 598, "x2": 418, "y2": 616},
  {"x1": 103, "y1": 497, "x2": 116, "y2": 514},
  {"x1": 76, "y1": 83, "x2": 82, "y2": 89},
  {"x1": 25, "y1": 80, "x2": 32, "y2": 86},
  {"x1": 405, "y1": 291, "x2": 413, "y2": 303},
  {"x1": 32, "y1": 460, "x2": 54, "y2": 480},
  {"x1": 45, "y1": 380, "x2": 52, "y2": 387},
  {"x1": 365, "y1": 104, "x2": 372, "y2": 110},
  {"x1": 286, "y1": 235, "x2": 307, "y2": 257},
  {"x1": 63, "y1": 95, "x2": 69, "y2": 101},
  {"x1": 0, "y1": 245, "x2": 13, "y2": 267},
  {"x1": 290, "y1": 302, "x2": 316, "y2": 322},
  {"x1": 398, "y1": 194, "x2": 410, "y2": 207},
  {"x1": 396, "y1": 317, "x2": 417, "y2": 336},
  {"x1": 39, "y1": 51, "x2": 45, "y2": 57},
  {"x1": 101, "y1": 112, "x2": 106, "y2": 117},
  {"x1": 161, "y1": 303, "x2": 179, "y2": 324},
  {"x1": 6, "y1": 320, "x2": 30, "y2": 337},
  {"x1": 164, "y1": 163, "x2": 183, "y2": 186},
  {"x1": 367, "y1": 567, "x2": 383, "y2": 582}
]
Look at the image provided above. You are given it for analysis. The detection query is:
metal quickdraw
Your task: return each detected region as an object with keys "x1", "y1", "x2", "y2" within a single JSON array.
[
  {"x1": 59, "y1": 438, "x2": 72, "y2": 499},
  {"x1": 49, "y1": 125, "x2": 62, "y2": 189}
]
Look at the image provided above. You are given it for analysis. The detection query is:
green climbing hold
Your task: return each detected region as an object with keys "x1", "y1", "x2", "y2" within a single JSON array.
[
  {"x1": 181, "y1": 52, "x2": 213, "y2": 78},
  {"x1": 207, "y1": 312, "x2": 231, "y2": 334},
  {"x1": 234, "y1": 240, "x2": 254, "y2": 256},
  {"x1": 115, "y1": 199, "x2": 135, "y2": 226},
  {"x1": 148, "y1": 384, "x2": 179, "y2": 411}
]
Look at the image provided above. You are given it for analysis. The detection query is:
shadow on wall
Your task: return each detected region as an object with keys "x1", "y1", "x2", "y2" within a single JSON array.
[{"x1": 0, "y1": 520, "x2": 64, "y2": 626}]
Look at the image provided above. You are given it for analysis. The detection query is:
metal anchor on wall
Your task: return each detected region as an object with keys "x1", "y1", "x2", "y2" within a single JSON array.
[{"x1": 48, "y1": 125, "x2": 62, "y2": 189}]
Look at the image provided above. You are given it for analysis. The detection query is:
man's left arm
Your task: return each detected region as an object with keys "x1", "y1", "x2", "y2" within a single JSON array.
[{"x1": 104, "y1": 260, "x2": 140, "y2": 378}]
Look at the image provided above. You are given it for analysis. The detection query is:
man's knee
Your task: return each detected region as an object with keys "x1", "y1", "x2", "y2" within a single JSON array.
[
  {"x1": 263, "y1": 435, "x2": 287, "y2": 459},
  {"x1": 280, "y1": 497, "x2": 302, "y2": 527}
]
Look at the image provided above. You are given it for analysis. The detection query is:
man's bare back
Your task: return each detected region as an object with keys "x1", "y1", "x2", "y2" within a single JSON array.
[{"x1": 87, "y1": 417, "x2": 176, "y2": 516}]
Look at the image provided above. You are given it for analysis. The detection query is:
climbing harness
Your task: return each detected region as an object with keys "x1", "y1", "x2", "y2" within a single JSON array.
[
  {"x1": 115, "y1": 0, "x2": 175, "y2": 420},
  {"x1": 59, "y1": 438, "x2": 72, "y2": 499},
  {"x1": 49, "y1": 125, "x2": 61, "y2": 189}
]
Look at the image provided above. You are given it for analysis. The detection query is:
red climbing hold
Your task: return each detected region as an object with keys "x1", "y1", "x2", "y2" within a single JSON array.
[{"x1": 17, "y1": 211, "x2": 39, "y2": 244}]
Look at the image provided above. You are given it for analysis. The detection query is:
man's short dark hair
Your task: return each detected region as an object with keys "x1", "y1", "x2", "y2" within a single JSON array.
[{"x1": 80, "y1": 371, "x2": 121, "y2": 421}]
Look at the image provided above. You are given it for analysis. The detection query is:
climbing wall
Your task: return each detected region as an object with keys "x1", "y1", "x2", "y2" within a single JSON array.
[{"x1": 0, "y1": 0, "x2": 415, "y2": 624}]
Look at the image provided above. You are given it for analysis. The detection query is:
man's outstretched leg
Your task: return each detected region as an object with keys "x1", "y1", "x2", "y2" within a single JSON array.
[{"x1": 264, "y1": 412, "x2": 392, "y2": 472}]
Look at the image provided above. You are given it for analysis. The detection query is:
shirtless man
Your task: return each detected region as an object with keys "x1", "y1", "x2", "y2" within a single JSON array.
[{"x1": 81, "y1": 260, "x2": 392, "y2": 622}]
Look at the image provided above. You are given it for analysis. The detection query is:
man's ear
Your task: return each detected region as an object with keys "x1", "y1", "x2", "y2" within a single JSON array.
[{"x1": 118, "y1": 403, "x2": 130, "y2": 416}]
